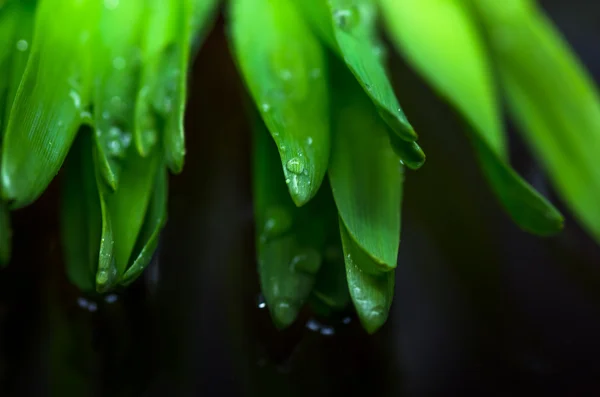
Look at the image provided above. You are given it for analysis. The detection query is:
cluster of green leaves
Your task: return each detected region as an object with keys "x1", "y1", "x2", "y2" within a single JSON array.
[
  {"x1": 231, "y1": 0, "x2": 600, "y2": 333},
  {"x1": 0, "y1": 0, "x2": 219, "y2": 292},
  {"x1": 1, "y1": 0, "x2": 599, "y2": 334}
]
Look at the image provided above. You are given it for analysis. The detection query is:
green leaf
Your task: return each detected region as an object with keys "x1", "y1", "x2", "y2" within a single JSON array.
[
  {"x1": 340, "y1": 220, "x2": 394, "y2": 334},
  {"x1": 472, "y1": 0, "x2": 600, "y2": 242},
  {"x1": 93, "y1": 0, "x2": 144, "y2": 190},
  {"x1": 96, "y1": 144, "x2": 160, "y2": 291},
  {"x1": 295, "y1": 0, "x2": 425, "y2": 169},
  {"x1": 135, "y1": 0, "x2": 191, "y2": 173},
  {"x1": 381, "y1": 0, "x2": 563, "y2": 236},
  {"x1": 328, "y1": 61, "x2": 403, "y2": 274},
  {"x1": 310, "y1": 243, "x2": 350, "y2": 315},
  {"x1": 1, "y1": 0, "x2": 100, "y2": 208},
  {"x1": 252, "y1": 109, "x2": 330, "y2": 329},
  {"x1": 120, "y1": 166, "x2": 168, "y2": 286},
  {"x1": 190, "y1": 0, "x2": 220, "y2": 54},
  {"x1": 60, "y1": 131, "x2": 101, "y2": 292},
  {"x1": 231, "y1": 0, "x2": 330, "y2": 206}
]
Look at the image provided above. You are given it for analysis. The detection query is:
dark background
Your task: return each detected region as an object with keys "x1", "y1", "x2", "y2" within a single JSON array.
[{"x1": 1, "y1": 1, "x2": 600, "y2": 396}]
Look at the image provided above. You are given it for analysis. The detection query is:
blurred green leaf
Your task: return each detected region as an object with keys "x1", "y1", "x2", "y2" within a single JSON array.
[
  {"x1": 328, "y1": 60, "x2": 403, "y2": 274},
  {"x1": 93, "y1": 0, "x2": 144, "y2": 190},
  {"x1": 120, "y1": 166, "x2": 167, "y2": 286},
  {"x1": 1, "y1": 0, "x2": 99, "y2": 208},
  {"x1": 60, "y1": 131, "x2": 101, "y2": 292},
  {"x1": 190, "y1": 0, "x2": 219, "y2": 54},
  {"x1": 296, "y1": 0, "x2": 425, "y2": 169},
  {"x1": 382, "y1": 0, "x2": 563, "y2": 236},
  {"x1": 231, "y1": 0, "x2": 330, "y2": 206},
  {"x1": 252, "y1": 109, "x2": 330, "y2": 329},
  {"x1": 310, "y1": 243, "x2": 350, "y2": 316},
  {"x1": 96, "y1": 145, "x2": 160, "y2": 291},
  {"x1": 340, "y1": 221, "x2": 394, "y2": 334},
  {"x1": 473, "y1": 0, "x2": 600, "y2": 242}
]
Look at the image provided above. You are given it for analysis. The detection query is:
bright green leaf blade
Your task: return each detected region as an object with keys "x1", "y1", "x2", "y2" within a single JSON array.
[
  {"x1": 340, "y1": 220, "x2": 394, "y2": 334},
  {"x1": 473, "y1": 0, "x2": 600, "y2": 242},
  {"x1": 135, "y1": 0, "x2": 191, "y2": 173},
  {"x1": 295, "y1": 0, "x2": 425, "y2": 169},
  {"x1": 381, "y1": 0, "x2": 505, "y2": 155},
  {"x1": 328, "y1": 61, "x2": 403, "y2": 273},
  {"x1": 1, "y1": 0, "x2": 99, "y2": 208},
  {"x1": 382, "y1": 0, "x2": 563, "y2": 236},
  {"x1": 253, "y1": 109, "x2": 330, "y2": 329},
  {"x1": 2, "y1": 1, "x2": 35, "y2": 133},
  {"x1": 120, "y1": 166, "x2": 168, "y2": 286},
  {"x1": 94, "y1": 157, "x2": 117, "y2": 293},
  {"x1": 231, "y1": 0, "x2": 331, "y2": 206},
  {"x1": 93, "y1": 0, "x2": 144, "y2": 190},
  {"x1": 134, "y1": 0, "x2": 176, "y2": 157},
  {"x1": 60, "y1": 131, "x2": 101, "y2": 292},
  {"x1": 160, "y1": 1, "x2": 191, "y2": 174},
  {"x1": 99, "y1": 145, "x2": 160, "y2": 286}
]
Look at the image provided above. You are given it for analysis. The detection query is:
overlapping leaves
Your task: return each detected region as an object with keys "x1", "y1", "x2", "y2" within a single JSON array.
[{"x1": 0, "y1": 0, "x2": 218, "y2": 289}]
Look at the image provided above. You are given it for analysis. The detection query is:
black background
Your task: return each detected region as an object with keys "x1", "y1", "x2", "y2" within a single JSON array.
[{"x1": 1, "y1": 1, "x2": 600, "y2": 396}]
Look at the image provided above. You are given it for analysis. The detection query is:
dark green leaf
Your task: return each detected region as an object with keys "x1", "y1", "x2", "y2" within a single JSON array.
[
  {"x1": 252, "y1": 109, "x2": 330, "y2": 328},
  {"x1": 1, "y1": 0, "x2": 100, "y2": 208},
  {"x1": 310, "y1": 243, "x2": 350, "y2": 314},
  {"x1": 190, "y1": 0, "x2": 220, "y2": 55},
  {"x1": 231, "y1": 0, "x2": 331, "y2": 206},
  {"x1": 328, "y1": 60, "x2": 403, "y2": 273},
  {"x1": 382, "y1": 0, "x2": 563, "y2": 236},
  {"x1": 60, "y1": 131, "x2": 101, "y2": 292},
  {"x1": 296, "y1": 0, "x2": 425, "y2": 169},
  {"x1": 340, "y1": 220, "x2": 394, "y2": 334},
  {"x1": 472, "y1": 0, "x2": 600, "y2": 242}
]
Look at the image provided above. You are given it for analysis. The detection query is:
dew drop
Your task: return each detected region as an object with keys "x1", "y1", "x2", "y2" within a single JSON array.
[
  {"x1": 69, "y1": 90, "x2": 82, "y2": 109},
  {"x1": 104, "y1": 294, "x2": 118, "y2": 304},
  {"x1": 286, "y1": 157, "x2": 305, "y2": 175},
  {"x1": 333, "y1": 7, "x2": 359, "y2": 30},
  {"x1": 261, "y1": 103, "x2": 271, "y2": 112},
  {"x1": 279, "y1": 69, "x2": 292, "y2": 81},
  {"x1": 310, "y1": 68, "x2": 322, "y2": 79},
  {"x1": 112, "y1": 56, "x2": 126, "y2": 70},
  {"x1": 16, "y1": 40, "x2": 28, "y2": 52},
  {"x1": 104, "y1": 0, "x2": 119, "y2": 10},
  {"x1": 306, "y1": 136, "x2": 313, "y2": 145}
]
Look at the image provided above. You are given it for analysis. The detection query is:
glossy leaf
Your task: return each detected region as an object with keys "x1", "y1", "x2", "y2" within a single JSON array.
[
  {"x1": 381, "y1": 0, "x2": 563, "y2": 236},
  {"x1": 231, "y1": 0, "x2": 330, "y2": 206},
  {"x1": 340, "y1": 221, "x2": 394, "y2": 334},
  {"x1": 120, "y1": 166, "x2": 168, "y2": 286},
  {"x1": 2, "y1": 1, "x2": 35, "y2": 133},
  {"x1": 97, "y1": 144, "x2": 160, "y2": 291},
  {"x1": 60, "y1": 131, "x2": 101, "y2": 292},
  {"x1": 328, "y1": 61, "x2": 403, "y2": 274},
  {"x1": 472, "y1": 0, "x2": 600, "y2": 242},
  {"x1": 93, "y1": 0, "x2": 144, "y2": 190},
  {"x1": 1, "y1": 0, "x2": 100, "y2": 208},
  {"x1": 135, "y1": 0, "x2": 191, "y2": 174},
  {"x1": 295, "y1": 0, "x2": 425, "y2": 169},
  {"x1": 252, "y1": 110, "x2": 329, "y2": 329}
]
